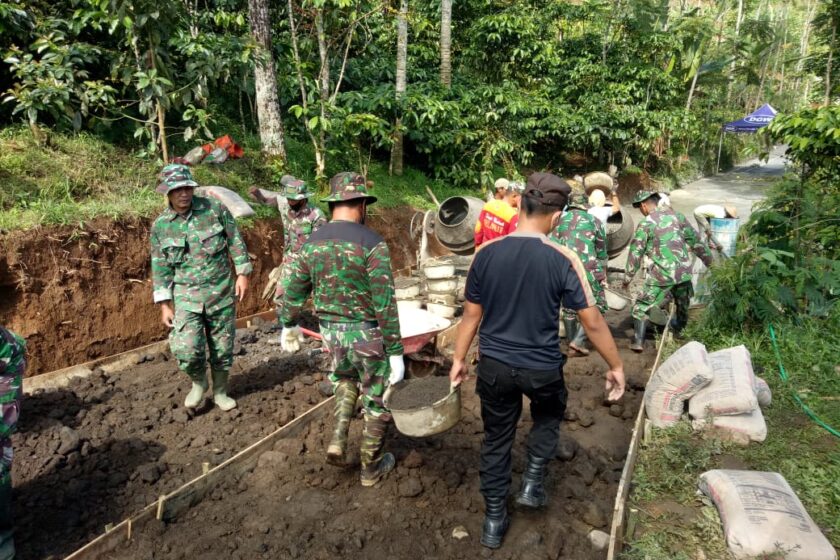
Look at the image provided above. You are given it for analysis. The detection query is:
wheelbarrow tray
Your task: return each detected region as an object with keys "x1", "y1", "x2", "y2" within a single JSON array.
[{"x1": 399, "y1": 308, "x2": 452, "y2": 354}]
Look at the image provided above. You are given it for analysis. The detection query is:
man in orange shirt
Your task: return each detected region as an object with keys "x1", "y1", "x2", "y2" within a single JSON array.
[{"x1": 475, "y1": 183, "x2": 522, "y2": 248}]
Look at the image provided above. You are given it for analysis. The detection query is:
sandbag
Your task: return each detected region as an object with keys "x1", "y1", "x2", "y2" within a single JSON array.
[
  {"x1": 195, "y1": 187, "x2": 255, "y2": 218},
  {"x1": 691, "y1": 407, "x2": 767, "y2": 444},
  {"x1": 754, "y1": 376, "x2": 772, "y2": 407},
  {"x1": 644, "y1": 341, "x2": 714, "y2": 428},
  {"x1": 688, "y1": 345, "x2": 757, "y2": 419},
  {"x1": 699, "y1": 470, "x2": 837, "y2": 560},
  {"x1": 183, "y1": 146, "x2": 206, "y2": 165}
]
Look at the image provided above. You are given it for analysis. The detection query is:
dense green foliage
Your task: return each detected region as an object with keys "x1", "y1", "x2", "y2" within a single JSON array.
[
  {"x1": 698, "y1": 104, "x2": 840, "y2": 331},
  {"x1": 0, "y1": 0, "x2": 829, "y2": 191}
]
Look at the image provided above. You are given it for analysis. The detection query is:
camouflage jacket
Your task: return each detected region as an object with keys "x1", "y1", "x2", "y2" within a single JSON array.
[
  {"x1": 626, "y1": 209, "x2": 693, "y2": 286},
  {"x1": 281, "y1": 203, "x2": 327, "y2": 261},
  {"x1": 151, "y1": 196, "x2": 252, "y2": 313},
  {"x1": 0, "y1": 327, "x2": 24, "y2": 428},
  {"x1": 663, "y1": 208, "x2": 713, "y2": 268},
  {"x1": 279, "y1": 220, "x2": 404, "y2": 356},
  {"x1": 550, "y1": 209, "x2": 608, "y2": 283}
]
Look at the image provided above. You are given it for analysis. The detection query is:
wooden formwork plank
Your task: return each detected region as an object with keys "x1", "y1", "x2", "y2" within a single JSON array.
[
  {"x1": 606, "y1": 315, "x2": 673, "y2": 560},
  {"x1": 64, "y1": 396, "x2": 333, "y2": 560},
  {"x1": 25, "y1": 308, "x2": 277, "y2": 394}
]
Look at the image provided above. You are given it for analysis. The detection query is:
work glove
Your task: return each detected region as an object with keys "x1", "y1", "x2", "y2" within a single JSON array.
[
  {"x1": 388, "y1": 355, "x2": 406, "y2": 385},
  {"x1": 281, "y1": 326, "x2": 302, "y2": 353}
]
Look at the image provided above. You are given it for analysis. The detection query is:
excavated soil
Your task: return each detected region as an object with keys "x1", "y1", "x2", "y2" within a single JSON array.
[
  {"x1": 12, "y1": 316, "x2": 331, "y2": 560},
  {"x1": 102, "y1": 311, "x2": 655, "y2": 560},
  {"x1": 0, "y1": 207, "x2": 418, "y2": 376},
  {"x1": 389, "y1": 376, "x2": 452, "y2": 410}
]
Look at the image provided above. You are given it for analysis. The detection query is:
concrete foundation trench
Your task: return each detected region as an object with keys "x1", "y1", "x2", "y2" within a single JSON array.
[{"x1": 14, "y1": 306, "x2": 655, "y2": 560}]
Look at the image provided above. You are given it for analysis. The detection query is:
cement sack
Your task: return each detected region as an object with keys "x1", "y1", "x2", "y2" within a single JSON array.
[
  {"x1": 691, "y1": 407, "x2": 767, "y2": 443},
  {"x1": 195, "y1": 187, "x2": 255, "y2": 218},
  {"x1": 754, "y1": 376, "x2": 772, "y2": 407},
  {"x1": 699, "y1": 470, "x2": 837, "y2": 560},
  {"x1": 688, "y1": 345, "x2": 757, "y2": 419},
  {"x1": 644, "y1": 341, "x2": 713, "y2": 428}
]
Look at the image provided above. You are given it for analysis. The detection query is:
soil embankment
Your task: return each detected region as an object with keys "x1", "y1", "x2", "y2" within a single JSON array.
[{"x1": 0, "y1": 207, "x2": 418, "y2": 376}]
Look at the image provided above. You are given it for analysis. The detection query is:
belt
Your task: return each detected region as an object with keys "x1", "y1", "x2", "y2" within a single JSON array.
[{"x1": 319, "y1": 320, "x2": 378, "y2": 332}]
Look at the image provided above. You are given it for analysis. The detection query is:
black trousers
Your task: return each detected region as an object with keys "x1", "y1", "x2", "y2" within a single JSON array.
[{"x1": 476, "y1": 356, "x2": 567, "y2": 500}]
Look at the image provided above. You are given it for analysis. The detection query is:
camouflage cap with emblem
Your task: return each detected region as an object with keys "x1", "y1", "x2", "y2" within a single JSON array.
[
  {"x1": 322, "y1": 172, "x2": 377, "y2": 204},
  {"x1": 567, "y1": 193, "x2": 590, "y2": 211},
  {"x1": 156, "y1": 164, "x2": 199, "y2": 194},
  {"x1": 632, "y1": 190, "x2": 656, "y2": 208},
  {"x1": 280, "y1": 176, "x2": 311, "y2": 201}
]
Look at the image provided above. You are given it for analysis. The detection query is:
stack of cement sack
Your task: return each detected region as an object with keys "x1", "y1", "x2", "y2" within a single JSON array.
[
  {"x1": 699, "y1": 469, "x2": 836, "y2": 560},
  {"x1": 644, "y1": 342, "x2": 772, "y2": 444}
]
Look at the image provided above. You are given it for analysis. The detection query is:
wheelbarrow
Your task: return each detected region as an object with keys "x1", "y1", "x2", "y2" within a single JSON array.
[{"x1": 299, "y1": 308, "x2": 452, "y2": 356}]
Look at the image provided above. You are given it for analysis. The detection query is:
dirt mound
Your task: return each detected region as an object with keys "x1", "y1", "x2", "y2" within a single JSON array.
[
  {"x1": 12, "y1": 319, "x2": 329, "y2": 559},
  {"x1": 102, "y1": 313, "x2": 654, "y2": 560},
  {"x1": 0, "y1": 207, "x2": 418, "y2": 376}
]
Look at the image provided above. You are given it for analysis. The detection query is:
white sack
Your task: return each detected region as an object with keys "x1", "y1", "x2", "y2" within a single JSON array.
[
  {"x1": 644, "y1": 341, "x2": 714, "y2": 428},
  {"x1": 699, "y1": 470, "x2": 837, "y2": 560},
  {"x1": 689, "y1": 345, "x2": 757, "y2": 419},
  {"x1": 196, "y1": 186, "x2": 255, "y2": 218},
  {"x1": 691, "y1": 407, "x2": 767, "y2": 443}
]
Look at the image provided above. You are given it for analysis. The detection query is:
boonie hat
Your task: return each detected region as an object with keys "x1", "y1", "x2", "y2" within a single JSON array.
[
  {"x1": 567, "y1": 193, "x2": 589, "y2": 211},
  {"x1": 156, "y1": 164, "x2": 198, "y2": 194},
  {"x1": 282, "y1": 178, "x2": 311, "y2": 201},
  {"x1": 523, "y1": 173, "x2": 571, "y2": 208},
  {"x1": 632, "y1": 190, "x2": 656, "y2": 208},
  {"x1": 494, "y1": 178, "x2": 509, "y2": 191},
  {"x1": 322, "y1": 172, "x2": 377, "y2": 204}
]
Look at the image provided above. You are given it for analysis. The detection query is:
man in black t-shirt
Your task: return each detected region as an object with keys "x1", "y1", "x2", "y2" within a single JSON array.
[{"x1": 449, "y1": 172, "x2": 626, "y2": 550}]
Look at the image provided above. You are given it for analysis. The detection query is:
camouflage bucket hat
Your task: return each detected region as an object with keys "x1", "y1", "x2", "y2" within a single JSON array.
[
  {"x1": 322, "y1": 172, "x2": 377, "y2": 204},
  {"x1": 567, "y1": 193, "x2": 589, "y2": 211},
  {"x1": 632, "y1": 190, "x2": 655, "y2": 208},
  {"x1": 156, "y1": 165, "x2": 199, "y2": 194},
  {"x1": 282, "y1": 179, "x2": 311, "y2": 201}
]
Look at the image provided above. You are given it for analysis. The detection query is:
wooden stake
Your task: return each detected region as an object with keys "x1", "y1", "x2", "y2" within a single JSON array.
[{"x1": 156, "y1": 495, "x2": 166, "y2": 521}]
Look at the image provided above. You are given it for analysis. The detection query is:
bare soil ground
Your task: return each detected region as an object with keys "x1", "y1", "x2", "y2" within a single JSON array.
[
  {"x1": 101, "y1": 312, "x2": 655, "y2": 560},
  {"x1": 12, "y1": 315, "x2": 330, "y2": 560}
]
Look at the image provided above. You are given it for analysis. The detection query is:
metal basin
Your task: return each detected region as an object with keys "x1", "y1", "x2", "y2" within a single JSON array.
[{"x1": 389, "y1": 383, "x2": 462, "y2": 437}]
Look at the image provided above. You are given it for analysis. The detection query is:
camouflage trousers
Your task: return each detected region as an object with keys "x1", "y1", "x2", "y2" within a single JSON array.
[
  {"x1": 273, "y1": 259, "x2": 294, "y2": 318},
  {"x1": 631, "y1": 280, "x2": 693, "y2": 321},
  {"x1": 170, "y1": 305, "x2": 235, "y2": 381},
  {"x1": 562, "y1": 271, "x2": 608, "y2": 320},
  {"x1": 0, "y1": 392, "x2": 20, "y2": 560},
  {"x1": 321, "y1": 323, "x2": 391, "y2": 421}
]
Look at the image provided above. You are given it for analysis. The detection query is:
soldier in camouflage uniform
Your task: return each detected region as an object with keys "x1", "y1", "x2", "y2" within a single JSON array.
[
  {"x1": 279, "y1": 172, "x2": 404, "y2": 487},
  {"x1": 151, "y1": 164, "x2": 252, "y2": 411},
  {"x1": 656, "y1": 193, "x2": 714, "y2": 269},
  {"x1": 0, "y1": 327, "x2": 23, "y2": 560},
  {"x1": 623, "y1": 191, "x2": 694, "y2": 352},
  {"x1": 247, "y1": 176, "x2": 327, "y2": 314},
  {"x1": 549, "y1": 193, "x2": 608, "y2": 356}
]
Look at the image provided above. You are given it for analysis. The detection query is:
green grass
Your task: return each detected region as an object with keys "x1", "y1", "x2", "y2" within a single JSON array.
[
  {"x1": 622, "y1": 311, "x2": 840, "y2": 560},
  {"x1": 0, "y1": 127, "x2": 483, "y2": 231}
]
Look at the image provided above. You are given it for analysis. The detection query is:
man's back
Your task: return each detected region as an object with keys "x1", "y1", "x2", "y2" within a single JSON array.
[
  {"x1": 466, "y1": 233, "x2": 593, "y2": 369},
  {"x1": 628, "y1": 210, "x2": 693, "y2": 285},
  {"x1": 474, "y1": 199, "x2": 518, "y2": 246}
]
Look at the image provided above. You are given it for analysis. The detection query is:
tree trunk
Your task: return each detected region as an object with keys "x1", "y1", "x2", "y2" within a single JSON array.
[
  {"x1": 725, "y1": 0, "x2": 744, "y2": 104},
  {"x1": 248, "y1": 0, "x2": 287, "y2": 160},
  {"x1": 390, "y1": 0, "x2": 408, "y2": 176},
  {"x1": 685, "y1": 70, "x2": 700, "y2": 111},
  {"x1": 440, "y1": 0, "x2": 452, "y2": 87},
  {"x1": 157, "y1": 100, "x2": 169, "y2": 162},
  {"x1": 825, "y1": 17, "x2": 836, "y2": 106},
  {"x1": 315, "y1": 9, "x2": 329, "y2": 178}
]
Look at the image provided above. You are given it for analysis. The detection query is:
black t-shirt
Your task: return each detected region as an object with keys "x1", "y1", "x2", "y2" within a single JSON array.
[{"x1": 465, "y1": 232, "x2": 595, "y2": 370}]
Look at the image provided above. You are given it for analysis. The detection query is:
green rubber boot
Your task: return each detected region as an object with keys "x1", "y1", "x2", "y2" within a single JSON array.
[
  {"x1": 184, "y1": 372, "x2": 208, "y2": 409},
  {"x1": 327, "y1": 381, "x2": 359, "y2": 467},
  {"x1": 360, "y1": 414, "x2": 395, "y2": 487},
  {"x1": 211, "y1": 370, "x2": 237, "y2": 411}
]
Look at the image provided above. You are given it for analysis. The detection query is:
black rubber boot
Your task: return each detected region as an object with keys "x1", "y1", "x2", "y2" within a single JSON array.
[
  {"x1": 480, "y1": 496, "x2": 510, "y2": 549},
  {"x1": 670, "y1": 302, "x2": 689, "y2": 336},
  {"x1": 630, "y1": 319, "x2": 647, "y2": 353},
  {"x1": 516, "y1": 454, "x2": 550, "y2": 508}
]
